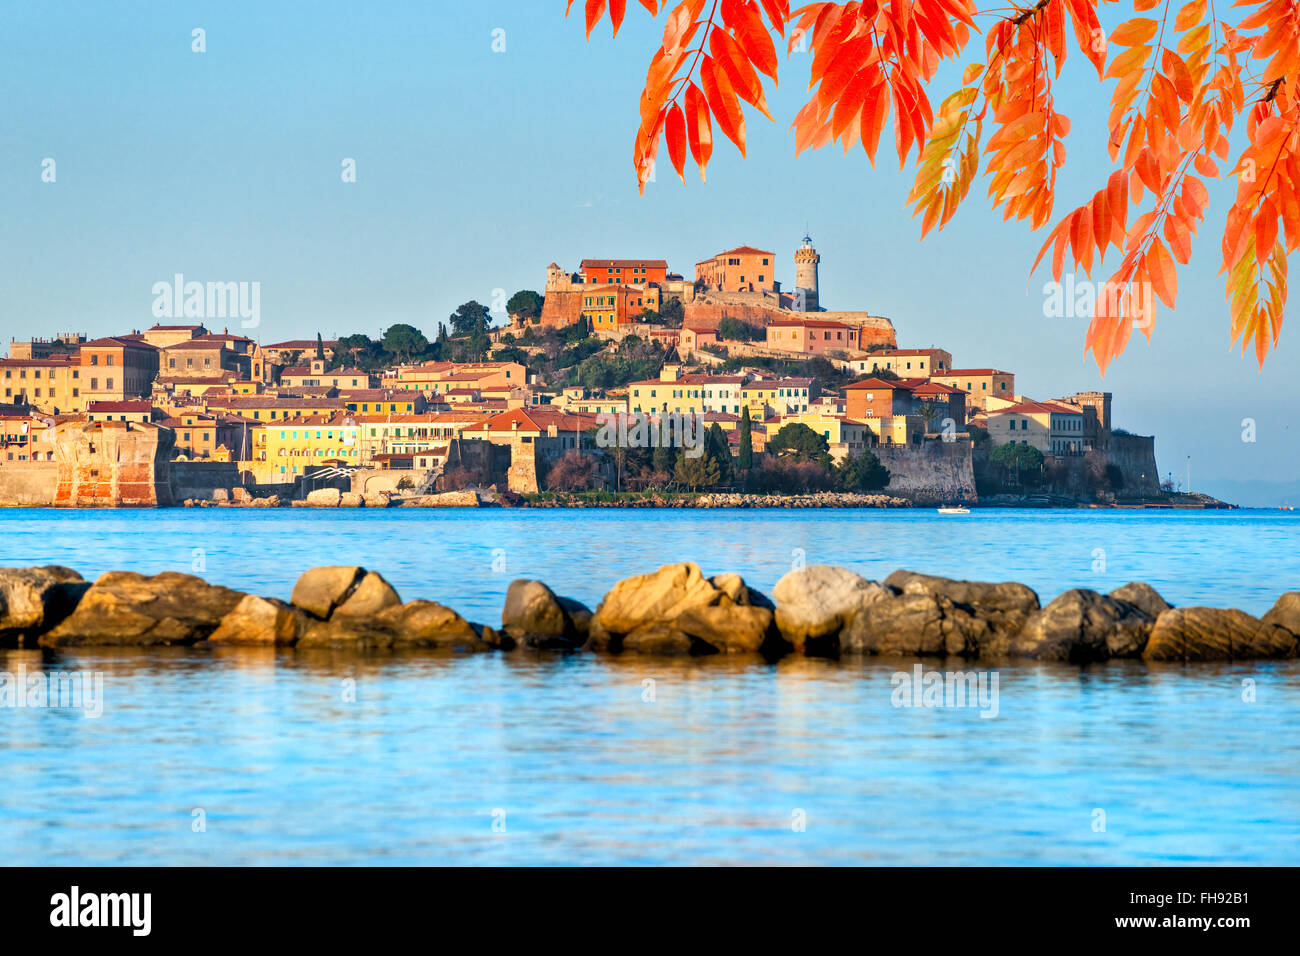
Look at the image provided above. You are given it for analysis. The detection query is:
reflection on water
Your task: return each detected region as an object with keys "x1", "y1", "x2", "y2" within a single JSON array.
[{"x1": 3, "y1": 646, "x2": 1298, "y2": 865}]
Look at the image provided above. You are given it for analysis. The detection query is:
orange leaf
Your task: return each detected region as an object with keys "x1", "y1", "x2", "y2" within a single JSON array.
[
  {"x1": 665, "y1": 102, "x2": 687, "y2": 182},
  {"x1": 1146, "y1": 240, "x2": 1178, "y2": 308},
  {"x1": 685, "y1": 82, "x2": 714, "y2": 181}
]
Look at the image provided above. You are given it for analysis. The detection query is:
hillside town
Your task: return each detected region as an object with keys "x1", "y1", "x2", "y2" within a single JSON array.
[{"x1": 0, "y1": 236, "x2": 1166, "y2": 507}]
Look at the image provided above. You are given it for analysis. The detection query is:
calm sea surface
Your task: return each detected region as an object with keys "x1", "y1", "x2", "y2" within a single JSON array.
[{"x1": 1, "y1": 508, "x2": 1298, "y2": 865}]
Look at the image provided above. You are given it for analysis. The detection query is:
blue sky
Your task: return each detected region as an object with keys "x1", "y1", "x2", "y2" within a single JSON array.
[{"x1": 1, "y1": 1, "x2": 1296, "y2": 500}]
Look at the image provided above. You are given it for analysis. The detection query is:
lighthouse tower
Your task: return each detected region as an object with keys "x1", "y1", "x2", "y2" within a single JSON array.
[{"x1": 793, "y1": 234, "x2": 820, "y2": 312}]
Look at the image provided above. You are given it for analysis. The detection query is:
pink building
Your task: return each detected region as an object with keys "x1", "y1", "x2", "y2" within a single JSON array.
[{"x1": 765, "y1": 318, "x2": 861, "y2": 355}]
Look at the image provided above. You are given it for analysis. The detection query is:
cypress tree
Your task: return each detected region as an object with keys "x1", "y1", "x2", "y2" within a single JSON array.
[{"x1": 738, "y1": 406, "x2": 753, "y2": 470}]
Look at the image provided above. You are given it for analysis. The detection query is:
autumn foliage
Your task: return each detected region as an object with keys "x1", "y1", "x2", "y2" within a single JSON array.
[{"x1": 565, "y1": 0, "x2": 1298, "y2": 372}]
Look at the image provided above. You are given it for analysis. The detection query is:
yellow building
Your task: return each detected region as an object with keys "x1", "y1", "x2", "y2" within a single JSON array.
[
  {"x1": 252, "y1": 412, "x2": 362, "y2": 482},
  {"x1": 0, "y1": 357, "x2": 84, "y2": 413}
]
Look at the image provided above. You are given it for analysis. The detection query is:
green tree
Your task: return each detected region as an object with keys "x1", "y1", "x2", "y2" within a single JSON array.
[
  {"x1": 990, "y1": 443, "x2": 1045, "y2": 485},
  {"x1": 718, "y1": 316, "x2": 764, "y2": 342},
  {"x1": 916, "y1": 399, "x2": 943, "y2": 432},
  {"x1": 652, "y1": 443, "x2": 676, "y2": 474},
  {"x1": 738, "y1": 406, "x2": 753, "y2": 470},
  {"x1": 315, "y1": 332, "x2": 325, "y2": 361},
  {"x1": 658, "y1": 296, "x2": 685, "y2": 326},
  {"x1": 506, "y1": 290, "x2": 544, "y2": 322},
  {"x1": 767, "y1": 422, "x2": 831, "y2": 465},
  {"x1": 674, "y1": 453, "x2": 721, "y2": 491},
  {"x1": 381, "y1": 323, "x2": 429, "y2": 364},
  {"x1": 837, "y1": 450, "x2": 891, "y2": 492},
  {"x1": 449, "y1": 301, "x2": 492, "y2": 338},
  {"x1": 704, "y1": 422, "x2": 733, "y2": 485}
]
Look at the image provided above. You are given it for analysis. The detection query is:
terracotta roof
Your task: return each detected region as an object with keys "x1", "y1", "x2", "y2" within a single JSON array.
[
  {"x1": 935, "y1": 368, "x2": 1011, "y2": 377},
  {"x1": 989, "y1": 400, "x2": 1082, "y2": 416},
  {"x1": 844, "y1": 377, "x2": 917, "y2": 391},
  {"x1": 766, "y1": 318, "x2": 858, "y2": 329},
  {"x1": 87, "y1": 400, "x2": 152, "y2": 413},
  {"x1": 698, "y1": 246, "x2": 773, "y2": 261},
  {"x1": 83, "y1": 336, "x2": 159, "y2": 350},
  {"x1": 580, "y1": 259, "x2": 668, "y2": 269}
]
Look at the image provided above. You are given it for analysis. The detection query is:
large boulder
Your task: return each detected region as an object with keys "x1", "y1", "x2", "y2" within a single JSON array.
[
  {"x1": 297, "y1": 600, "x2": 491, "y2": 650},
  {"x1": 772, "y1": 565, "x2": 890, "y2": 652},
  {"x1": 1011, "y1": 589, "x2": 1153, "y2": 661},
  {"x1": 305, "y1": 488, "x2": 342, "y2": 507},
  {"x1": 332, "y1": 571, "x2": 402, "y2": 618},
  {"x1": 1143, "y1": 607, "x2": 1300, "y2": 661},
  {"x1": 884, "y1": 570, "x2": 1040, "y2": 657},
  {"x1": 208, "y1": 595, "x2": 311, "y2": 646},
  {"x1": 339, "y1": 492, "x2": 364, "y2": 508},
  {"x1": 290, "y1": 566, "x2": 364, "y2": 619},
  {"x1": 500, "y1": 579, "x2": 590, "y2": 649},
  {"x1": 40, "y1": 571, "x2": 246, "y2": 646},
  {"x1": 673, "y1": 604, "x2": 775, "y2": 654},
  {"x1": 1109, "y1": 582, "x2": 1172, "y2": 620},
  {"x1": 1261, "y1": 592, "x2": 1300, "y2": 637},
  {"x1": 840, "y1": 591, "x2": 984, "y2": 657},
  {"x1": 586, "y1": 563, "x2": 773, "y2": 654},
  {"x1": 0, "y1": 566, "x2": 88, "y2": 644}
]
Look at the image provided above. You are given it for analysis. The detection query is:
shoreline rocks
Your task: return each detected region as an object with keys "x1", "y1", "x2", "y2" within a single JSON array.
[{"x1": 2, "y1": 562, "x2": 1298, "y2": 663}]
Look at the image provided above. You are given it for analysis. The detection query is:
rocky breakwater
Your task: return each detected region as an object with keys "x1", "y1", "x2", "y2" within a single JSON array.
[{"x1": 3, "y1": 561, "x2": 1299, "y2": 663}]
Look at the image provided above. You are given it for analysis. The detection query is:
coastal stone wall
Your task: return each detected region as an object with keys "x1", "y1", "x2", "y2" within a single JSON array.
[
  {"x1": 8, "y1": 562, "x2": 1298, "y2": 665},
  {"x1": 1104, "y1": 433, "x2": 1162, "y2": 495},
  {"x1": 683, "y1": 298, "x2": 897, "y2": 347},
  {"x1": 0, "y1": 462, "x2": 59, "y2": 506},
  {"x1": 171, "y1": 461, "x2": 240, "y2": 501},
  {"x1": 875, "y1": 440, "x2": 977, "y2": 504}
]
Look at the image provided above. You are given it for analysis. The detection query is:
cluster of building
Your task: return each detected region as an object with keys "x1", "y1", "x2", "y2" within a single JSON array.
[{"x1": 1, "y1": 235, "x2": 1120, "y2": 499}]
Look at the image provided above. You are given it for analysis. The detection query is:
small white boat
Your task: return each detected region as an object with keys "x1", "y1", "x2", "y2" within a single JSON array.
[{"x1": 937, "y1": 505, "x2": 971, "y2": 514}]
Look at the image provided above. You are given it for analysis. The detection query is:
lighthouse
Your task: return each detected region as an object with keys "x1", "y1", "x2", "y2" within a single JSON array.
[{"x1": 793, "y1": 234, "x2": 820, "y2": 312}]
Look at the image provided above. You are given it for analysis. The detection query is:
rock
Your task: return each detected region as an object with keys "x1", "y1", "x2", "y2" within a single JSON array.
[
  {"x1": 339, "y1": 492, "x2": 364, "y2": 508},
  {"x1": 772, "y1": 565, "x2": 890, "y2": 652},
  {"x1": 251, "y1": 495, "x2": 280, "y2": 508},
  {"x1": 841, "y1": 591, "x2": 981, "y2": 656},
  {"x1": 591, "y1": 562, "x2": 723, "y2": 637},
  {"x1": 673, "y1": 604, "x2": 776, "y2": 654},
  {"x1": 1143, "y1": 607, "x2": 1300, "y2": 661},
  {"x1": 305, "y1": 488, "x2": 342, "y2": 507},
  {"x1": 212, "y1": 488, "x2": 229, "y2": 502},
  {"x1": 710, "y1": 572, "x2": 774, "y2": 609},
  {"x1": 208, "y1": 595, "x2": 311, "y2": 645},
  {"x1": 500, "y1": 579, "x2": 589, "y2": 649},
  {"x1": 1012, "y1": 589, "x2": 1153, "y2": 661},
  {"x1": 1261, "y1": 592, "x2": 1300, "y2": 637},
  {"x1": 386, "y1": 601, "x2": 490, "y2": 649},
  {"x1": 362, "y1": 491, "x2": 393, "y2": 508},
  {"x1": 290, "y1": 566, "x2": 364, "y2": 619},
  {"x1": 884, "y1": 570, "x2": 1040, "y2": 656},
  {"x1": 1109, "y1": 582, "x2": 1172, "y2": 619},
  {"x1": 297, "y1": 600, "x2": 490, "y2": 650},
  {"x1": 231, "y1": 487, "x2": 251, "y2": 504},
  {"x1": 332, "y1": 571, "x2": 401, "y2": 618},
  {"x1": 405, "y1": 491, "x2": 479, "y2": 507},
  {"x1": 0, "y1": 567, "x2": 88, "y2": 643},
  {"x1": 620, "y1": 621, "x2": 695, "y2": 655},
  {"x1": 40, "y1": 571, "x2": 246, "y2": 646}
]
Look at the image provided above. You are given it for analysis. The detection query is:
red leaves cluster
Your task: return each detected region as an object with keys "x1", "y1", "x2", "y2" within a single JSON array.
[{"x1": 568, "y1": 0, "x2": 1300, "y2": 373}]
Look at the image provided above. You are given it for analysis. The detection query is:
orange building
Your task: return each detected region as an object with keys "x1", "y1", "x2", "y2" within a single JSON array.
[
  {"x1": 695, "y1": 246, "x2": 777, "y2": 292},
  {"x1": 844, "y1": 377, "x2": 921, "y2": 419},
  {"x1": 579, "y1": 259, "x2": 667, "y2": 286},
  {"x1": 79, "y1": 337, "x2": 161, "y2": 404}
]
